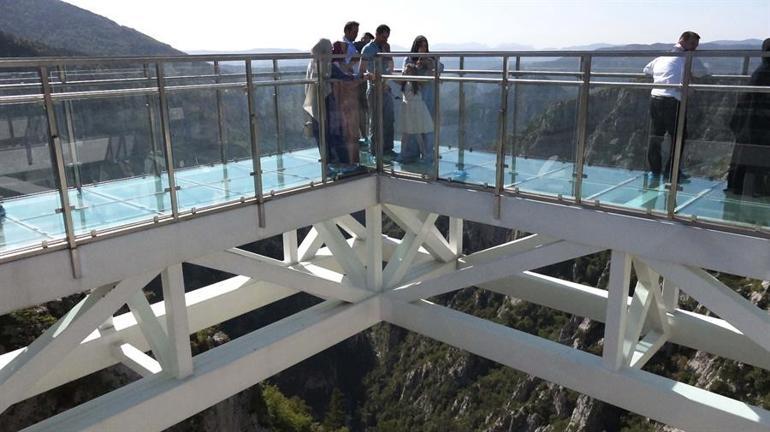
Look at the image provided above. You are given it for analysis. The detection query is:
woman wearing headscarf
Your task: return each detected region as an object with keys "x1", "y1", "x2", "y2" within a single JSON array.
[{"x1": 304, "y1": 38, "x2": 352, "y2": 168}]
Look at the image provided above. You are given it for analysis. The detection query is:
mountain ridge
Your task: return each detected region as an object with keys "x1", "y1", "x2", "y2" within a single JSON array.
[{"x1": 0, "y1": 0, "x2": 183, "y2": 56}]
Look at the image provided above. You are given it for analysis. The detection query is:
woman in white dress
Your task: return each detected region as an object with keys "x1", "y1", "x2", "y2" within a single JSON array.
[{"x1": 399, "y1": 64, "x2": 434, "y2": 163}]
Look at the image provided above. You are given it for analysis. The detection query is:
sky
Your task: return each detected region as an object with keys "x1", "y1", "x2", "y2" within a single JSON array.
[{"x1": 62, "y1": 0, "x2": 769, "y2": 52}]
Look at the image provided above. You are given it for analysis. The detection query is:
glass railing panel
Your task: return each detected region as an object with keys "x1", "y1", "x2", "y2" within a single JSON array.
[
  {"x1": 250, "y1": 60, "x2": 276, "y2": 83},
  {"x1": 248, "y1": 59, "x2": 322, "y2": 195},
  {"x1": 52, "y1": 72, "x2": 173, "y2": 234},
  {"x1": 0, "y1": 95, "x2": 67, "y2": 253},
  {"x1": 275, "y1": 58, "x2": 311, "y2": 80},
  {"x1": 578, "y1": 85, "x2": 672, "y2": 212},
  {"x1": 518, "y1": 55, "x2": 580, "y2": 74},
  {"x1": 381, "y1": 72, "x2": 438, "y2": 179},
  {"x1": 439, "y1": 78, "x2": 500, "y2": 187},
  {"x1": 589, "y1": 54, "x2": 656, "y2": 76},
  {"x1": 268, "y1": 81, "x2": 323, "y2": 190},
  {"x1": 676, "y1": 71, "x2": 770, "y2": 228},
  {"x1": 163, "y1": 61, "x2": 216, "y2": 86},
  {"x1": 696, "y1": 54, "x2": 751, "y2": 77},
  {"x1": 504, "y1": 72, "x2": 580, "y2": 197},
  {"x1": 458, "y1": 56, "x2": 503, "y2": 77},
  {"x1": 378, "y1": 75, "x2": 401, "y2": 173},
  {"x1": 0, "y1": 69, "x2": 43, "y2": 98},
  {"x1": 53, "y1": 64, "x2": 152, "y2": 93},
  {"x1": 165, "y1": 62, "x2": 253, "y2": 211}
]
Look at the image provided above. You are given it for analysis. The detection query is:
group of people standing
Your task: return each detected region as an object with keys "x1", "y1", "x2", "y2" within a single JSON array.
[
  {"x1": 302, "y1": 24, "x2": 770, "y2": 200},
  {"x1": 303, "y1": 21, "x2": 442, "y2": 174}
]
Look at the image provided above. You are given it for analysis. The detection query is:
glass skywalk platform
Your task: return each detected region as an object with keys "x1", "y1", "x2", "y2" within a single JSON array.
[{"x1": 0, "y1": 49, "x2": 768, "y2": 260}]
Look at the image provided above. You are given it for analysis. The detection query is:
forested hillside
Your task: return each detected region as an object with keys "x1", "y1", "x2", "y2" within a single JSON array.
[{"x1": 0, "y1": 0, "x2": 183, "y2": 56}]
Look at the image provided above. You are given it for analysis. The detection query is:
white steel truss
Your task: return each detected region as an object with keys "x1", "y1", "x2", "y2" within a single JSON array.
[{"x1": 1, "y1": 199, "x2": 769, "y2": 431}]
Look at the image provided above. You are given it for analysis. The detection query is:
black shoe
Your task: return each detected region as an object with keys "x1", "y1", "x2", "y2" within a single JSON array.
[{"x1": 0, "y1": 205, "x2": 5, "y2": 221}]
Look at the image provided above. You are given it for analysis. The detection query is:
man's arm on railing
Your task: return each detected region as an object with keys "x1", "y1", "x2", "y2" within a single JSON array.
[{"x1": 643, "y1": 58, "x2": 656, "y2": 75}]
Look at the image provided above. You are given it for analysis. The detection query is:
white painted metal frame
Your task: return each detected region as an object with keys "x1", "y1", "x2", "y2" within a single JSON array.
[{"x1": 1, "y1": 190, "x2": 769, "y2": 431}]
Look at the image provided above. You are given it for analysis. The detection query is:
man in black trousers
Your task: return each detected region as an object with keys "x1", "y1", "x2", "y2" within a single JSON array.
[{"x1": 643, "y1": 31, "x2": 708, "y2": 180}]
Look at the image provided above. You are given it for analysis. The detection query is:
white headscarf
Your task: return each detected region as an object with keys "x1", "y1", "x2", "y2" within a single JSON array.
[{"x1": 303, "y1": 38, "x2": 333, "y2": 119}]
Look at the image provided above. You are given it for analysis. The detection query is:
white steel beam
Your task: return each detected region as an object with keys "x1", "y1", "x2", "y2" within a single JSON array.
[
  {"x1": 462, "y1": 234, "x2": 558, "y2": 264},
  {"x1": 14, "y1": 277, "x2": 295, "y2": 402},
  {"x1": 642, "y1": 258, "x2": 770, "y2": 353},
  {"x1": 478, "y1": 272, "x2": 770, "y2": 370},
  {"x1": 298, "y1": 227, "x2": 324, "y2": 262},
  {"x1": 314, "y1": 221, "x2": 367, "y2": 288},
  {"x1": 382, "y1": 213, "x2": 439, "y2": 288},
  {"x1": 622, "y1": 282, "x2": 656, "y2": 362},
  {"x1": 0, "y1": 271, "x2": 157, "y2": 414},
  {"x1": 366, "y1": 205, "x2": 383, "y2": 291},
  {"x1": 111, "y1": 343, "x2": 162, "y2": 377},
  {"x1": 126, "y1": 290, "x2": 173, "y2": 371},
  {"x1": 335, "y1": 214, "x2": 367, "y2": 240},
  {"x1": 382, "y1": 297, "x2": 770, "y2": 432},
  {"x1": 629, "y1": 331, "x2": 668, "y2": 370},
  {"x1": 23, "y1": 298, "x2": 382, "y2": 432},
  {"x1": 390, "y1": 239, "x2": 601, "y2": 302},
  {"x1": 661, "y1": 278, "x2": 680, "y2": 312},
  {"x1": 603, "y1": 250, "x2": 632, "y2": 370},
  {"x1": 383, "y1": 204, "x2": 455, "y2": 263},
  {"x1": 449, "y1": 217, "x2": 464, "y2": 256},
  {"x1": 282, "y1": 231, "x2": 299, "y2": 264},
  {"x1": 161, "y1": 264, "x2": 193, "y2": 379},
  {"x1": 189, "y1": 248, "x2": 371, "y2": 302}
]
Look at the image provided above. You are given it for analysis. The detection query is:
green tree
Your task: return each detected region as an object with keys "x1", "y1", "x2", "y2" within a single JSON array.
[
  {"x1": 322, "y1": 388, "x2": 347, "y2": 431},
  {"x1": 262, "y1": 384, "x2": 316, "y2": 432}
]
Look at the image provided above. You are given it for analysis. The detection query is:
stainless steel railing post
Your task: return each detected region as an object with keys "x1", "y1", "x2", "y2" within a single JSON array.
[
  {"x1": 375, "y1": 56, "x2": 385, "y2": 174},
  {"x1": 272, "y1": 59, "x2": 283, "y2": 155},
  {"x1": 316, "y1": 56, "x2": 329, "y2": 182},
  {"x1": 155, "y1": 62, "x2": 181, "y2": 220},
  {"x1": 143, "y1": 64, "x2": 162, "y2": 177},
  {"x1": 666, "y1": 52, "x2": 694, "y2": 217},
  {"x1": 245, "y1": 60, "x2": 266, "y2": 227},
  {"x1": 510, "y1": 56, "x2": 521, "y2": 184},
  {"x1": 573, "y1": 54, "x2": 592, "y2": 203},
  {"x1": 494, "y1": 56, "x2": 510, "y2": 218},
  {"x1": 40, "y1": 66, "x2": 81, "y2": 278},
  {"x1": 457, "y1": 56, "x2": 466, "y2": 172},
  {"x1": 214, "y1": 61, "x2": 228, "y2": 165},
  {"x1": 432, "y1": 55, "x2": 441, "y2": 180},
  {"x1": 57, "y1": 65, "x2": 82, "y2": 190}
]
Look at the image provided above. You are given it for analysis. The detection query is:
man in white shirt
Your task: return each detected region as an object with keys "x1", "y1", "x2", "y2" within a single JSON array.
[{"x1": 643, "y1": 31, "x2": 708, "y2": 180}]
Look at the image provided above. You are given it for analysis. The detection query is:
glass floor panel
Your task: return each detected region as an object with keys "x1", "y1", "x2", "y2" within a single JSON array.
[
  {"x1": 678, "y1": 187, "x2": 770, "y2": 226},
  {"x1": 259, "y1": 152, "x2": 320, "y2": 172},
  {"x1": 0, "y1": 145, "x2": 768, "y2": 256},
  {"x1": 441, "y1": 163, "x2": 496, "y2": 187},
  {"x1": 0, "y1": 219, "x2": 53, "y2": 250}
]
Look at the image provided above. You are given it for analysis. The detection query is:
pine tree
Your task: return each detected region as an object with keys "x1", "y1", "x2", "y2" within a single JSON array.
[{"x1": 322, "y1": 388, "x2": 347, "y2": 431}]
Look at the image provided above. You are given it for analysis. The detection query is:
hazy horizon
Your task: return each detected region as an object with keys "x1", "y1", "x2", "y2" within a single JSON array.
[{"x1": 61, "y1": 0, "x2": 769, "y2": 53}]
